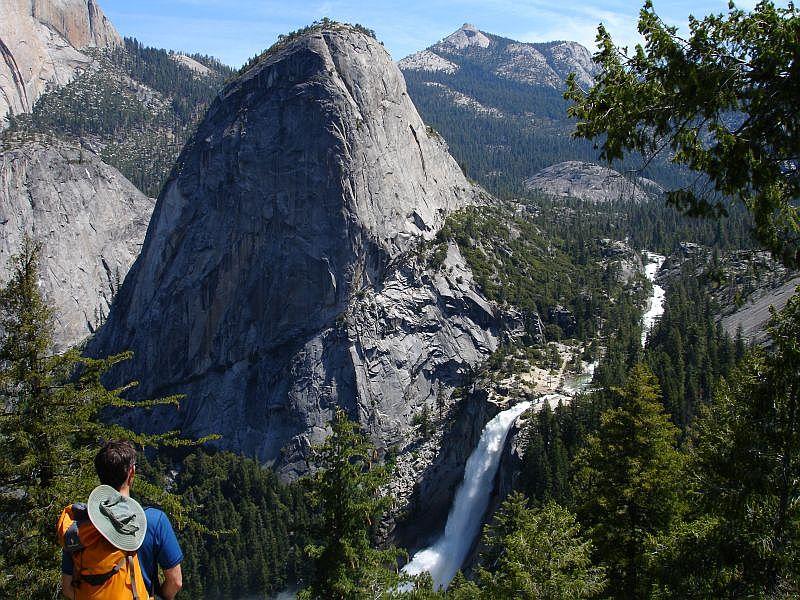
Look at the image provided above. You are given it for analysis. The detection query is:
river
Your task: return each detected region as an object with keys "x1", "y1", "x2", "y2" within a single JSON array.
[
  {"x1": 641, "y1": 252, "x2": 666, "y2": 345},
  {"x1": 401, "y1": 250, "x2": 668, "y2": 590}
]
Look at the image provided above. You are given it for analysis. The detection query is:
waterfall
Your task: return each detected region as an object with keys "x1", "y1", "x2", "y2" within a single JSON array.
[
  {"x1": 402, "y1": 400, "x2": 533, "y2": 590},
  {"x1": 641, "y1": 252, "x2": 666, "y2": 346}
]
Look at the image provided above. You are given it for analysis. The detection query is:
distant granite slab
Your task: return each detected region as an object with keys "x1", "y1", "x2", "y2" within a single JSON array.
[
  {"x1": 722, "y1": 277, "x2": 800, "y2": 344},
  {"x1": 525, "y1": 161, "x2": 663, "y2": 203}
]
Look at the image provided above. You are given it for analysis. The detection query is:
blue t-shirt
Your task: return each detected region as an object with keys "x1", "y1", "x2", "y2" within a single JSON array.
[{"x1": 62, "y1": 507, "x2": 183, "y2": 594}]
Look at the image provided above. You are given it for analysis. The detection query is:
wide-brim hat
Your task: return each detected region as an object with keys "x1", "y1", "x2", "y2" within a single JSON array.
[{"x1": 87, "y1": 485, "x2": 147, "y2": 552}]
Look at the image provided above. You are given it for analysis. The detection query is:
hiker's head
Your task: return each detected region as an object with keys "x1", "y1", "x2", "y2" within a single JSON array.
[{"x1": 95, "y1": 440, "x2": 137, "y2": 491}]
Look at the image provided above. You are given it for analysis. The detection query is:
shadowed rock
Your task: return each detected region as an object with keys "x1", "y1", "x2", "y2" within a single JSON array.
[{"x1": 90, "y1": 25, "x2": 515, "y2": 475}]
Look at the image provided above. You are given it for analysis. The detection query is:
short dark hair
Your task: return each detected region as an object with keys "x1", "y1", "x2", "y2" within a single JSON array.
[{"x1": 95, "y1": 440, "x2": 137, "y2": 490}]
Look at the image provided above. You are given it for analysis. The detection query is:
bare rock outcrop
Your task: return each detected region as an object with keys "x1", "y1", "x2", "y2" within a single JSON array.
[
  {"x1": 90, "y1": 26, "x2": 515, "y2": 474},
  {"x1": 0, "y1": 137, "x2": 154, "y2": 350},
  {"x1": 721, "y1": 277, "x2": 800, "y2": 344},
  {"x1": 0, "y1": 0, "x2": 121, "y2": 127},
  {"x1": 525, "y1": 161, "x2": 663, "y2": 203}
]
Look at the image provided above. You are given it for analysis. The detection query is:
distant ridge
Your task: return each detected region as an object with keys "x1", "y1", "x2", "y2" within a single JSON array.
[{"x1": 399, "y1": 23, "x2": 597, "y2": 90}]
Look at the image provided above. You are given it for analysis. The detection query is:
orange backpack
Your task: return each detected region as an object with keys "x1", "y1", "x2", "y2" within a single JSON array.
[{"x1": 57, "y1": 503, "x2": 150, "y2": 600}]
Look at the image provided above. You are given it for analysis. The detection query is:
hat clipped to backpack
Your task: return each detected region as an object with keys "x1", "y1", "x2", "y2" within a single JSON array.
[{"x1": 87, "y1": 485, "x2": 147, "y2": 552}]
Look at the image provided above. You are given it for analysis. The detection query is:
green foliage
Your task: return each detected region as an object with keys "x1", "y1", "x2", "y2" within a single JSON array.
[
  {"x1": 412, "y1": 403, "x2": 435, "y2": 439},
  {"x1": 438, "y1": 203, "x2": 629, "y2": 342},
  {"x1": 676, "y1": 292, "x2": 800, "y2": 597},
  {"x1": 474, "y1": 493, "x2": 606, "y2": 599},
  {"x1": 5, "y1": 39, "x2": 229, "y2": 197},
  {"x1": 644, "y1": 268, "x2": 739, "y2": 431},
  {"x1": 528, "y1": 194, "x2": 755, "y2": 259},
  {"x1": 115, "y1": 39, "x2": 233, "y2": 122},
  {"x1": 519, "y1": 402, "x2": 579, "y2": 507},
  {"x1": 0, "y1": 239, "x2": 195, "y2": 599},
  {"x1": 171, "y1": 450, "x2": 311, "y2": 599},
  {"x1": 573, "y1": 364, "x2": 685, "y2": 598},
  {"x1": 566, "y1": 1, "x2": 800, "y2": 265},
  {"x1": 299, "y1": 409, "x2": 406, "y2": 599}
]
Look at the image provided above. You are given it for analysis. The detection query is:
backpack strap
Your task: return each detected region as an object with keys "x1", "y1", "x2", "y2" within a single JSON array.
[
  {"x1": 77, "y1": 557, "x2": 126, "y2": 587},
  {"x1": 127, "y1": 554, "x2": 140, "y2": 600},
  {"x1": 65, "y1": 503, "x2": 89, "y2": 552}
]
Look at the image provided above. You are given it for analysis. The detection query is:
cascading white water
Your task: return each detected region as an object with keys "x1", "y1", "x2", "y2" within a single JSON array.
[
  {"x1": 641, "y1": 252, "x2": 666, "y2": 346},
  {"x1": 561, "y1": 358, "x2": 600, "y2": 395},
  {"x1": 402, "y1": 400, "x2": 533, "y2": 590}
]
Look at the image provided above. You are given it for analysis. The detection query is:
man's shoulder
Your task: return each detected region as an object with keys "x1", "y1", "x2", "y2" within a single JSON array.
[
  {"x1": 144, "y1": 506, "x2": 168, "y2": 519},
  {"x1": 143, "y1": 506, "x2": 171, "y2": 533},
  {"x1": 142, "y1": 506, "x2": 183, "y2": 566}
]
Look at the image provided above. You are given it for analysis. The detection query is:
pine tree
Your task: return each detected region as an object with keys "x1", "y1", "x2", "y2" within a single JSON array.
[
  {"x1": 566, "y1": 1, "x2": 800, "y2": 265},
  {"x1": 685, "y1": 292, "x2": 800, "y2": 596},
  {"x1": 573, "y1": 364, "x2": 685, "y2": 599},
  {"x1": 0, "y1": 239, "x2": 195, "y2": 598},
  {"x1": 475, "y1": 492, "x2": 606, "y2": 599},
  {"x1": 299, "y1": 409, "x2": 406, "y2": 599}
]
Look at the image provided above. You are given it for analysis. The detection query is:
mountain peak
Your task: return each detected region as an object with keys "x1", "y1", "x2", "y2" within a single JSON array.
[
  {"x1": 400, "y1": 26, "x2": 597, "y2": 90},
  {"x1": 441, "y1": 23, "x2": 491, "y2": 50}
]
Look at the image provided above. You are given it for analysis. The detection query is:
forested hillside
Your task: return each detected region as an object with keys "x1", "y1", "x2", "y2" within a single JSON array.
[
  {"x1": 4, "y1": 38, "x2": 232, "y2": 197},
  {"x1": 400, "y1": 28, "x2": 687, "y2": 196}
]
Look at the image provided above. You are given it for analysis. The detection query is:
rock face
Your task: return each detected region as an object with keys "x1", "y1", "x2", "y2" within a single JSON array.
[
  {"x1": 399, "y1": 24, "x2": 597, "y2": 90},
  {"x1": 392, "y1": 389, "x2": 502, "y2": 552},
  {"x1": 397, "y1": 50, "x2": 458, "y2": 74},
  {"x1": 0, "y1": 137, "x2": 154, "y2": 350},
  {"x1": 525, "y1": 161, "x2": 663, "y2": 203},
  {"x1": 600, "y1": 238, "x2": 644, "y2": 285},
  {"x1": 90, "y1": 26, "x2": 511, "y2": 474},
  {"x1": 721, "y1": 276, "x2": 800, "y2": 344},
  {"x1": 0, "y1": 0, "x2": 121, "y2": 127},
  {"x1": 661, "y1": 243, "x2": 799, "y2": 345},
  {"x1": 170, "y1": 53, "x2": 213, "y2": 77}
]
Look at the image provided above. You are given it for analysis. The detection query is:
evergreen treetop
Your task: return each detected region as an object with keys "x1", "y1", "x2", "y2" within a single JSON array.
[
  {"x1": 0, "y1": 239, "x2": 206, "y2": 598},
  {"x1": 299, "y1": 409, "x2": 406, "y2": 599},
  {"x1": 566, "y1": 1, "x2": 800, "y2": 266}
]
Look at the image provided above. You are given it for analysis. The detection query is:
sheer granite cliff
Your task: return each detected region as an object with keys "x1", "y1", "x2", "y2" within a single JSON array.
[
  {"x1": 90, "y1": 26, "x2": 516, "y2": 475},
  {"x1": 0, "y1": 0, "x2": 121, "y2": 127},
  {"x1": 0, "y1": 137, "x2": 154, "y2": 350}
]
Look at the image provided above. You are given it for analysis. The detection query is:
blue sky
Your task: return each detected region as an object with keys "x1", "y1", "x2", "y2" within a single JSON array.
[{"x1": 100, "y1": 0, "x2": 759, "y2": 67}]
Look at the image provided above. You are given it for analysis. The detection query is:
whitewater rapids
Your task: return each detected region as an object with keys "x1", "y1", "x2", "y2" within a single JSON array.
[
  {"x1": 402, "y1": 401, "x2": 533, "y2": 589},
  {"x1": 641, "y1": 252, "x2": 666, "y2": 345}
]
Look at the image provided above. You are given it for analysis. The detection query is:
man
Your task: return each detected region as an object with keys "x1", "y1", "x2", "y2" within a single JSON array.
[{"x1": 62, "y1": 441, "x2": 184, "y2": 599}]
